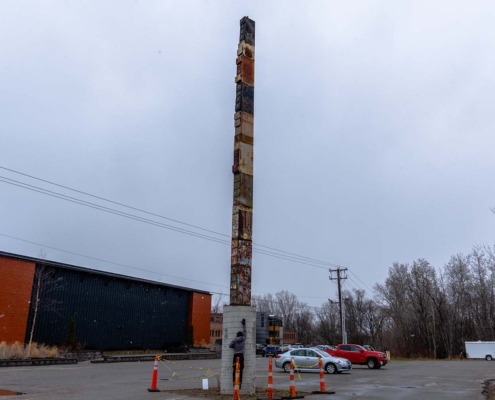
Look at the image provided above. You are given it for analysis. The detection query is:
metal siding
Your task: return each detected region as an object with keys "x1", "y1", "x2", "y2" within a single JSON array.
[{"x1": 26, "y1": 264, "x2": 190, "y2": 350}]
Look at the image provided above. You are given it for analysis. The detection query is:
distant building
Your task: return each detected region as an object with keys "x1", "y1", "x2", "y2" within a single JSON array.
[
  {"x1": 210, "y1": 312, "x2": 223, "y2": 349},
  {"x1": 283, "y1": 330, "x2": 298, "y2": 344},
  {"x1": 256, "y1": 312, "x2": 283, "y2": 345},
  {"x1": 0, "y1": 251, "x2": 211, "y2": 350}
]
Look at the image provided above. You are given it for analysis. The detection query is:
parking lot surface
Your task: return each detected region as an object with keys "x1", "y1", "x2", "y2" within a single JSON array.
[{"x1": 0, "y1": 358, "x2": 491, "y2": 399}]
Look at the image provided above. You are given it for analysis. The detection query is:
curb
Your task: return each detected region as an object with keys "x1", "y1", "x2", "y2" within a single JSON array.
[
  {"x1": 0, "y1": 358, "x2": 78, "y2": 368},
  {"x1": 92, "y1": 353, "x2": 220, "y2": 364}
]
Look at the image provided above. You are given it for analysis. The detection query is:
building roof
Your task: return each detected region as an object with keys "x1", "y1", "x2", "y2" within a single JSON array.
[{"x1": 0, "y1": 250, "x2": 210, "y2": 295}]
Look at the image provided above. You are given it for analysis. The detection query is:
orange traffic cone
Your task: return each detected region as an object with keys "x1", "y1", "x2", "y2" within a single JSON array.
[
  {"x1": 289, "y1": 359, "x2": 296, "y2": 398},
  {"x1": 147, "y1": 356, "x2": 161, "y2": 392},
  {"x1": 281, "y1": 359, "x2": 304, "y2": 399},
  {"x1": 310, "y1": 357, "x2": 335, "y2": 395},
  {"x1": 267, "y1": 357, "x2": 274, "y2": 399},
  {"x1": 233, "y1": 357, "x2": 241, "y2": 400},
  {"x1": 259, "y1": 357, "x2": 282, "y2": 400}
]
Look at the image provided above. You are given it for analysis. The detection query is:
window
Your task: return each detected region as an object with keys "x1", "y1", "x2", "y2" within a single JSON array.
[
  {"x1": 340, "y1": 345, "x2": 351, "y2": 351},
  {"x1": 350, "y1": 346, "x2": 361, "y2": 352},
  {"x1": 291, "y1": 350, "x2": 305, "y2": 356},
  {"x1": 306, "y1": 350, "x2": 318, "y2": 357}
]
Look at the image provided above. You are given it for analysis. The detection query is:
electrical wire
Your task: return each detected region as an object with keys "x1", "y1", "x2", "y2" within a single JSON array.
[
  {"x1": 0, "y1": 165, "x2": 345, "y2": 268},
  {"x1": 0, "y1": 232, "x2": 330, "y2": 301},
  {"x1": 348, "y1": 268, "x2": 375, "y2": 293},
  {"x1": 0, "y1": 175, "x2": 343, "y2": 271},
  {"x1": 0, "y1": 165, "x2": 374, "y2": 297}
]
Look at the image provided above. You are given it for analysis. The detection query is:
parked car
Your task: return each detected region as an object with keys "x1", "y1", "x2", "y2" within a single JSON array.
[
  {"x1": 256, "y1": 344, "x2": 266, "y2": 355},
  {"x1": 262, "y1": 345, "x2": 283, "y2": 357},
  {"x1": 325, "y1": 344, "x2": 388, "y2": 369},
  {"x1": 362, "y1": 345, "x2": 375, "y2": 351},
  {"x1": 274, "y1": 347, "x2": 352, "y2": 374},
  {"x1": 316, "y1": 345, "x2": 332, "y2": 351}
]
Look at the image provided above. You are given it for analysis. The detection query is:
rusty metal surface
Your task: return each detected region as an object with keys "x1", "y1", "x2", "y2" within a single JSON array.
[
  {"x1": 234, "y1": 133, "x2": 253, "y2": 145},
  {"x1": 234, "y1": 142, "x2": 253, "y2": 176},
  {"x1": 235, "y1": 82, "x2": 254, "y2": 115},
  {"x1": 232, "y1": 173, "x2": 252, "y2": 208},
  {"x1": 231, "y1": 17, "x2": 255, "y2": 306},
  {"x1": 237, "y1": 42, "x2": 255, "y2": 60},
  {"x1": 234, "y1": 112, "x2": 254, "y2": 137},
  {"x1": 240, "y1": 17, "x2": 255, "y2": 45},
  {"x1": 236, "y1": 56, "x2": 254, "y2": 86},
  {"x1": 231, "y1": 207, "x2": 252, "y2": 240}
]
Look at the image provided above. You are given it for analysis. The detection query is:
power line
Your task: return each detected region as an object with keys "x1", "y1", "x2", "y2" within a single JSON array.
[
  {"x1": 0, "y1": 165, "x2": 345, "y2": 268},
  {"x1": 0, "y1": 165, "x2": 230, "y2": 239},
  {"x1": 0, "y1": 232, "x2": 329, "y2": 301},
  {"x1": 0, "y1": 175, "x2": 343, "y2": 271},
  {"x1": 348, "y1": 268, "x2": 375, "y2": 293},
  {"x1": 0, "y1": 165, "x2": 374, "y2": 296}
]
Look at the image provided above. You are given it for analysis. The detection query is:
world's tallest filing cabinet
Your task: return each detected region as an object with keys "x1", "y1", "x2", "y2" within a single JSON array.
[{"x1": 230, "y1": 17, "x2": 255, "y2": 306}]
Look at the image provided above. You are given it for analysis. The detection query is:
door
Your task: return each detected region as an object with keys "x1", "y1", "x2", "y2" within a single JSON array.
[
  {"x1": 304, "y1": 349, "x2": 321, "y2": 369},
  {"x1": 338, "y1": 345, "x2": 356, "y2": 363},
  {"x1": 289, "y1": 349, "x2": 306, "y2": 369},
  {"x1": 350, "y1": 345, "x2": 366, "y2": 363}
]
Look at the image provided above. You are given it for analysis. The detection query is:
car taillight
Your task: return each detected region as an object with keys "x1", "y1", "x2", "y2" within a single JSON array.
[{"x1": 276, "y1": 355, "x2": 281, "y2": 358}]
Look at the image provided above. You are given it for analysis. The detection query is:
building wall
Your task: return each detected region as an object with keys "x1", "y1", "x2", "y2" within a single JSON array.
[
  {"x1": 256, "y1": 312, "x2": 283, "y2": 345},
  {"x1": 26, "y1": 263, "x2": 191, "y2": 350},
  {"x1": 0, "y1": 257, "x2": 35, "y2": 343},
  {"x1": 210, "y1": 312, "x2": 223, "y2": 347},
  {"x1": 188, "y1": 292, "x2": 212, "y2": 347},
  {"x1": 283, "y1": 330, "x2": 298, "y2": 344}
]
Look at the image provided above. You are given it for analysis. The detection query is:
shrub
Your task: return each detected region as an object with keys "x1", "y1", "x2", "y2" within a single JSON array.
[
  {"x1": 0, "y1": 341, "x2": 7, "y2": 359},
  {"x1": 0, "y1": 342, "x2": 60, "y2": 360}
]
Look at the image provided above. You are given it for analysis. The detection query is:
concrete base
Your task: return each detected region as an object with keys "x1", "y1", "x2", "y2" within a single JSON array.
[{"x1": 220, "y1": 305, "x2": 257, "y2": 395}]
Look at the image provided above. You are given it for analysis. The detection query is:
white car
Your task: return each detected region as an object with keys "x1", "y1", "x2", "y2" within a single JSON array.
[{"x1": 274, "y1": 347, "x2": 352, "y2": 374}]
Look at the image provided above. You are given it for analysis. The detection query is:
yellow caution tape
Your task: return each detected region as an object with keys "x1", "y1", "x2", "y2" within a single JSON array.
[{"x1": 157, "y1": 357, "x2": 236, "y2": 381}]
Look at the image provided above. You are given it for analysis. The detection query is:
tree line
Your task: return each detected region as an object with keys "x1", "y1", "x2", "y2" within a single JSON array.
[{"x1": 247, "y1": 245, "x2": 495, "y2": 359}]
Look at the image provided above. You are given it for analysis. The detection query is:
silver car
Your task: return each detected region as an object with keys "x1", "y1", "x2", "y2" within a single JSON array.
[{"x1": 274, "y1": 347, "x2": 352, "y2": 374}]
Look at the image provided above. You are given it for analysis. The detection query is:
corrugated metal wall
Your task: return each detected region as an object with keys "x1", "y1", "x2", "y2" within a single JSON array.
[{"x1": 25, "y1": 263, "x2": 191, "y2": 350}]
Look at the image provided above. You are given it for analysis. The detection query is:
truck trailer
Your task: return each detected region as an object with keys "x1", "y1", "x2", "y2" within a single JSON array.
[{"x1": 465, "y1": 341, "x2": 495, "y2": 361}]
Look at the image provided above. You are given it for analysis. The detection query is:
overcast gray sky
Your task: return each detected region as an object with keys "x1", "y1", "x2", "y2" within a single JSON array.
[{"x1": 1, "y1": 1, "x2": 494, "y2": 308}]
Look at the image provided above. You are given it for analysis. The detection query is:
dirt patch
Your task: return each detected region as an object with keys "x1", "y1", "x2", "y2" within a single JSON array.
[
  {"x1": 166, "y1": 388, "x2": 314, "y2": 400},
  {"x1": 482, "y1": 379, "x2": 495, "y2": 399}
]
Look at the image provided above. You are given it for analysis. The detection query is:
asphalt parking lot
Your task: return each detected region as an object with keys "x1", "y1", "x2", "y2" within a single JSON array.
[{"x1": 0, "y1": 358, "x2": 492, "y2": 399}]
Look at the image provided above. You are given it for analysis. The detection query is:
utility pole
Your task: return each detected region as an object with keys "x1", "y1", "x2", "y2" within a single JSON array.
[{"x1": 329, "y1": 268, "x2": 347, "y2": 344}]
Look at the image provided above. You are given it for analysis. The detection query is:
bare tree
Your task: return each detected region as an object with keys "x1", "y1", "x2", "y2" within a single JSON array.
[
  {"x1": 26, "y1": 250, "x2": 63, "y2": 357},
  {"x1": 211, "y1": 291, "x2": 227, "y2": 313}
]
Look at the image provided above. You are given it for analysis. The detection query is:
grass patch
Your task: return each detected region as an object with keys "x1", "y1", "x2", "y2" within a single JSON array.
[{"x1": 0, "y1": 341, "x2": 60, "y2": 359}]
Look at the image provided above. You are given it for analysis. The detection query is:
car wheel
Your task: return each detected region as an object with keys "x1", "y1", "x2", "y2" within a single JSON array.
[
  {"x1": 367, "y1": 358, "x2": 377, "y2": 369},
  {"x1": 283, "y1": 362, "x2": 292, "y2": 373},
  {"x1": 486, "y1": 355, "x2": 492, "y2": 361},
  {"x1": 325, "y1": 363, "x2": 338, "y2": 374}
]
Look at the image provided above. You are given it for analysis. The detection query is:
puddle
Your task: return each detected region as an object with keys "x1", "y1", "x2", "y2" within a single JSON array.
[{"x1": 0, "y1": 389, "x2": 24, "y2": 396}]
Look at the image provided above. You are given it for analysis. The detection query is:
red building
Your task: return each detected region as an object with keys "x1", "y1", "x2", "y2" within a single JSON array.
[
  {"x1": 0, "y1": 251, "x2": 211, "y2": 350},
  {"x1": 210, "y1": 313, "x2": 223, "y2": 349}
]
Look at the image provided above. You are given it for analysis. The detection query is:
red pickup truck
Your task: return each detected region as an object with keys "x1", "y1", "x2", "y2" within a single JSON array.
[{"x1": 325, "y1": 344, "x2": 388, "y2": 369}]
